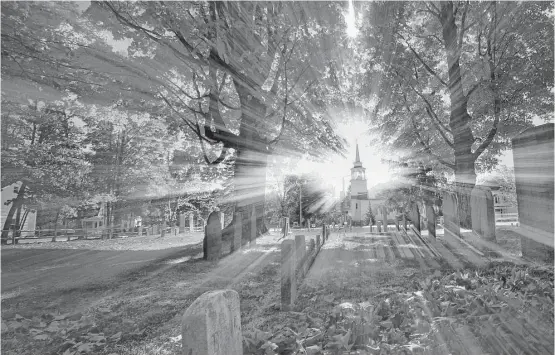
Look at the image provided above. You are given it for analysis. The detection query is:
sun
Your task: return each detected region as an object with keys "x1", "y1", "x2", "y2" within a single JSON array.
[{"x1": 345, "y1": 0, "x2": 358, "y2": 38}]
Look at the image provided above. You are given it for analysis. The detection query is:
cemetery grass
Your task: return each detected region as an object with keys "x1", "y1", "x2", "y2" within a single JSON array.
[{"x1": 0, "y1": 233, "x2": 290, "y2": 355}]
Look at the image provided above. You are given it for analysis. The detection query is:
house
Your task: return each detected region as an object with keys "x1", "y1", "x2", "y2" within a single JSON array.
[{"x1": 1, "y1": 182, "x2": 37, "y2": 237}]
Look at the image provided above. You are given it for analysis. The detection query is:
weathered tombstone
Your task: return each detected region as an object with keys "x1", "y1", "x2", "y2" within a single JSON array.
[
  {"x1": 471, "y1": 186, "x2": 496, "y2": 241},
  {"x1": 281, "y1": 240, "x2": 296, "y2": 311},
  {"x1": 513, "y1": 124, "x2": 554, "y2": 263},
  {"x1": 409, "y1": 203, "x2": 420, "y2": 233},
  {"x1": 181, "y1": 289, "x2": 242, "y2": 355},
  {"x1": 189, "y1": 214, "x2": 194, "y2": 233},
  {"x1": 250, "y1": 207, "x2": 256, "y2": 246},
  {"x1": 220, "y1": 212, "x2": 225, "y2": 229},
  {"x1": 309, "y1": 239, "x2": 316, "y2": 252},
  {"x1": 443, "y1": 191, "x2": 460, "y2": 237},
  {"x1": 381, "y1": 207, "x2": 387, "y2": 233},
  {"x1": 232, "y1": 211, "x2": 242, "y2": 253},
  {"x1": 282, "y1": 217, "x2": 290, "y2": 238},
  {"x1": 204, "y1": 211, "x2": 222, "y2": 261},
  {"x1": 426, "y1": 204, "x2": 436, "y2": 238},
  {"x1": 295, "y1": 235, "x2": 306, "y2": 268},
  {"x1": 179, "y1": 214, "x2": 185, "y2": 233}
]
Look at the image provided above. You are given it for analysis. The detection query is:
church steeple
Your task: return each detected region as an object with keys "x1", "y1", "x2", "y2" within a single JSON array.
[{"x1": 354, "y1": 142, "x2": 362, "y2": 168}]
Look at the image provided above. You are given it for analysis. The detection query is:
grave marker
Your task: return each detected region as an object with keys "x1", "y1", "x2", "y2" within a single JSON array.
[
  {"x1": 426, "y1": 204, "x2": 436, "y2": 238},
  {"x1": 204, "y1": 211, "x2": 222, "y2": 261},
  {"x1": 443, "y1": 191, "x2": 460, "y2": 237},
  {"x1": 232, "y1": 211, "x2": 242, "y2": 253},
  {"x1": 281, "y1": 240, "x2": 296, "y2": 311},
  {"x1": 182, "y1": 289, "x2": 242, "y2": 355}
]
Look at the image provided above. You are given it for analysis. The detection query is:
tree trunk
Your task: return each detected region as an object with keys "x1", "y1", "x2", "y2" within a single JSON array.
[
  {"x1": 1, "y1": 182, "x2": 27, "y2": 243},
  {"x1": 223, "y1": 80, "x2": 270, "y2": 243},
  {"x1": 440, "y1": 1, "x2": 476, "y2": 228}
]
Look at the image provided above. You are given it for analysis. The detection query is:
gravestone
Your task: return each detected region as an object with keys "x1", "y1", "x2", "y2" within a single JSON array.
[
  {"x1": 204, "y1": 211, "x2": 222, "y2": 261},
  {"x1": 182, "y1": 289, "x2": 242, "y2": 355},
  {"x1": 281, "y1": 240, "x2": 296, "y2": 311},
  {"x1": 426, "y1": 204, "x2": 436, "y2": 238},
  {"x1": 179, "y1": 214, "x2": 185, "y2": 233},
  {"x1": 295, "y1": 235, "x2": 306, "y2": 268},
  {"x1": 220, "y1": 212, "x2": 225, "y2": 229},
  {"x1": 189, "y1": 214, "x2": 194, "y2": 233},
  {"x1": 232, "y1": 211, "x2": 242, "y2": 253},
  {"x1": 443, "y1": 191, "x2": 460, "y2": 237},
  {"x1": 381, "y1": 207, "x2": 387, "y2": 233},
  {"x1": 409, "y1": 203, "x2": 420, "y2": 233},
  {"x1": 470, "y1": 186, "x2": 495, "y2": 241},
  {"x1": 512, "y1": 124, "x2": 554, "y2": 263},
  {"x1": 282, "y1": 217, "x2": 290, "y2": 238},
  {"x1": 250, "y1": 207, "x2": 256, "y2": 245}
]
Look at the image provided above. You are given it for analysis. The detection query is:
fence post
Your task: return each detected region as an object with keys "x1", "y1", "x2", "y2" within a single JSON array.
[
  {"x1": 295, "y1": 235, "x2": 306, "y2": 270},
  {"x1": 281, "y1": 240, "x2": 296, "y2": 311},
  {"x1": 426, "y1": 204, "x2": 436, "y2": 238}
]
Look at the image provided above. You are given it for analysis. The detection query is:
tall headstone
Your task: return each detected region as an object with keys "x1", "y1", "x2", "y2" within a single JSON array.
[
  {"x1": 232, "y1": 211, "x2": 242, "y2": 253},
  {"x1": 204, "y1": 211, "x2": 222, "y2": 261},
  {"x1": 250, "y1": 207, "x2": 257, "y2": 245},
  {"x1": 512, "y1": 124, "x2": 554, "y2": 263},
  {"x1": 381, "y1": 206, "x2": 387, "y2": 232},
  {"x1": 182, "y1": 290, "x2": 242, "y2": 355},
  {"x1": 426, "y1": 204, "x2": 436, "y2": 238},
  {"x1": 443, "y1": 191, "x2": 460, "y2": 237},
  {"x1": 179, "y1": 214, "x2": 186, "y2": 233},
  {"x1": 281, "y1": 240, "x2": 296, "y2": 311},
  {"x1": 470, "y1": 186, "x2": 496, "y2": 241},
  {"x1": 295, "y1": 235, "x2": 306, "y2": 268},
  {"x1": 282, "y1": 217, "x2": 289, "y2": 238},
  {"x1": 220, "y1": 212, "x2": 225, "y2": 229},
  {"x1": 189, "y1": 214, "x2": 194, "y2": 233},
  {"x1": 410, "y1": 203, "x2": 420, "y2": 233}
]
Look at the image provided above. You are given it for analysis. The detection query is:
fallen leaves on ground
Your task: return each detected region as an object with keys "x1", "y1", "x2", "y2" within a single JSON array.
[
  {"x1": 243, "y1": 262, "x2": 553, "y2": 354},
  {"x1": 1, "y1": 307, "x2": 143, "y2": 354}
]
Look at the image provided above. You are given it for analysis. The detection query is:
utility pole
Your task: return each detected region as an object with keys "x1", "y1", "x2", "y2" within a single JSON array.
[{"x1": 299, "y1": 182, "x2": 302, "y2": 228}]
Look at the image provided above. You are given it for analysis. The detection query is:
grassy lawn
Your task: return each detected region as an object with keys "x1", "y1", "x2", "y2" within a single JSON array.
[{"x1": 1, "y1": 233, "x2": 286, "y2": 355}]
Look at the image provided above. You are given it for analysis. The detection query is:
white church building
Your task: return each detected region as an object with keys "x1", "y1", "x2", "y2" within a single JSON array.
[{"x1": 342, "y1": 144, "x2": 398, "y2": 226}]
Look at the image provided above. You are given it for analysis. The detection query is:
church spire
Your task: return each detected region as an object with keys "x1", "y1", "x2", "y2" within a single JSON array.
[{"x1": 355, "y1": 142, "x2": 360, "y2": 163}]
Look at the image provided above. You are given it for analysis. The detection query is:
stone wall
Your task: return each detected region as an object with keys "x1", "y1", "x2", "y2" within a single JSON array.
[{"x1": 512, "y1": 123, "x2": 554, "y2": 263}]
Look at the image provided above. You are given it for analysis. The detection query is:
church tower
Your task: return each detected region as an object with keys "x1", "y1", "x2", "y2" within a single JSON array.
[
  {"x1": 350, "y1": 143, "x2": 368, "y2": 199},
  {"x1": 349, "y1": 143, "x2": 370, "y2": 225}
]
